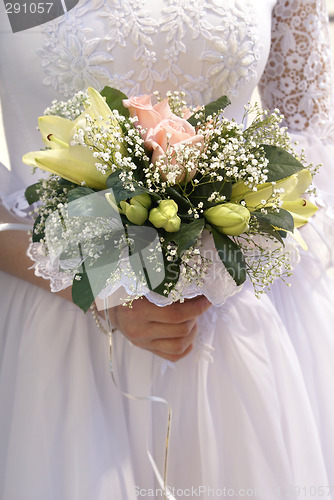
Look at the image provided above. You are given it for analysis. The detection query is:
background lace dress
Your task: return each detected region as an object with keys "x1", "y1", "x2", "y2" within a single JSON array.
[{"x1": 1, "y1": 1, "x2": 334, "y2": 499}]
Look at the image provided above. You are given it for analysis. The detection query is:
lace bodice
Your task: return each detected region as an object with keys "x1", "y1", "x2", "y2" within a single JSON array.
[{"x1": 36, "y1": 0, "x2": 267, "y2": 105}]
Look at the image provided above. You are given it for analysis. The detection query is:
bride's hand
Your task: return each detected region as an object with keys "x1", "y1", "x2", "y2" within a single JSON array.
[{"x1": 108, "y1": 295, "x2": 212, "y2": 362}]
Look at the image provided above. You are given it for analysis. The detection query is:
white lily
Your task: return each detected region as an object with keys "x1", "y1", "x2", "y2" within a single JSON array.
[
  {"x1": 231, "y1": 169, "x2": 317, "y2": 229},
  {"x1": 23, "y1": 88, "x2": 126, "y2": 190}
]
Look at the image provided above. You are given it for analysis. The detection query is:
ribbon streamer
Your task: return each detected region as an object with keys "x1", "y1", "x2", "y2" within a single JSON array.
[
  {"x1": 103, "y1": 298, "x2": 175, "y2": 500},
  {"x1": 0, "y1": 222, "x2": 32, "y2": 232}
]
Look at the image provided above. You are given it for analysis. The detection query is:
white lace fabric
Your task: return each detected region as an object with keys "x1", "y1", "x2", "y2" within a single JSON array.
[
  {"x1": 27, "y1": 241, "x2": 74, "y2": 292},
  {"x1": 27, "y1": 231, "x2": 243, "y2": 306},
  {"x1": 259, "y1": 0, "x2": 334, "y2": 134},
  {"x1": 36, "y1": 0, "x2": 262, "y2": 106}
]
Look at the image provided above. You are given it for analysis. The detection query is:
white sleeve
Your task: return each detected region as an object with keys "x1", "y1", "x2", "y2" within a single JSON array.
[
  {"x1": 259, "y1": 0, "x2": 334, "y2": 269},
  {"x1": 259, "y1": 0, "x2": 333, "y2": 136}
]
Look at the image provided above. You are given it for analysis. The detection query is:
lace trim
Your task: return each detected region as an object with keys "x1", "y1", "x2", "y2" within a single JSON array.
[
  {"x1": 27, "y1": 221, "x2": 302, "y2": 311},
  {"x1": 27, "y1": 241, "x2": 74, "y2": 292},
  {"x1": 259, "y1": 0, "x2": 334, "y2": 134},
  {"x1": 26, "y1": 230, "x2": 243, "y2": 304}
]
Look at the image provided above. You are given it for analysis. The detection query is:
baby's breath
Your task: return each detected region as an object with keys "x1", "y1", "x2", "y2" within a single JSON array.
[{"x1": 44, "y1": 91, "x2": 89, "y2": 120}]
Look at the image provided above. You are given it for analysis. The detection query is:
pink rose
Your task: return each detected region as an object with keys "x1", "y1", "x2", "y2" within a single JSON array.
[
  {"x1": 145, "y1": 116, "x2": 203, "y2": 184},
  {"x1": 123, "y1": 95, "x2": 174, "y2": 140}
]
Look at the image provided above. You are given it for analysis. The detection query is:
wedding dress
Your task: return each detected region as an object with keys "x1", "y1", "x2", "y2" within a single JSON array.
[{"x1": 1, "y1": 1, "x2": 334, "y2": 499}]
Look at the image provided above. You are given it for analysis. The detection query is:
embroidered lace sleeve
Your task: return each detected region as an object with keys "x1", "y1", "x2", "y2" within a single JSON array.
[
  {"x1": 259, "y1": 0, "x2": 334, "y2": 136},
  {"x1": 259, "y1": 0, "x2": 334, "y2": 269}
]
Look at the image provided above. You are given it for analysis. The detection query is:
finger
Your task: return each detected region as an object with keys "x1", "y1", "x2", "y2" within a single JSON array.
[
  {"x1": 140, "y1": 295, "x2": 212, "y2": 324},
  {"x1": 114, "y1": 315, "x2": 196, "y2": 345},
  {"x1": 109, "y1": 295, "x2": 211, "y2": 327},
  {"x1": 148, "y1": 318, "x2": 197, "y2": 340},
  {"x1": 149, "y1": 343, "x2": 194, "y2": 362},
  {"x1": 149, "y1": 321, "x2": 198, "y2": 355},
  {"x1": 128, "y1": 318, "x2": 197, "y2": 343}
]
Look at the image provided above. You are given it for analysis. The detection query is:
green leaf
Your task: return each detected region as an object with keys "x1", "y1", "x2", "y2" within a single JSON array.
[
  {"x1": 100, "y1": 86, "x2": 130, "y2": 118},
  {"x1": 188, "y1": 95, "x2": 231, "y2": 126},
  {"x1": 68, "y1": 186, "x2": 95, "y2": 201},
  {"x1": 252, "y1": 208, "x2": 294, "y2": 233},
  {"x1": 68, "y1": 187, "x2": 114, "y2": 218},
  {"x1": 71, "y1": 272, "x2": 95, "y2": 313},
  {"x1": 32, "y1": 215, "x2": 45, "y2": 243},
  {"x1": 262, "y1": 145, "x2": 304, "y2": 182},
  {"x1": 166, "y1": 218, "x2": 205, "y2": 256},
  {"x1": 251, "y1": 216, "x2": 285, "y2": 245},
  {"x1": 106, "y1": 171, "x2": 160, "y2": 204},
  {"x1": 72, "y1": 239, "x2": 122, "y2": 312},
  {"x1": 152, "y1": 254, "x2": 181, "y2": 297},
  {"x1": 125, "y1": 224, "x2": 157, "y2": 254},
  {"x1": 25, "y1": 182, "x2": 41, "y2": 205},
  {"x1": 123, "y1": 225, "x2": 165, "y2": 291},
  {"x1": 58, "y1": 178, "x2": 78, "y2": 189},
  {"x1": 278, "y1": 230, "x2": 287, "y2": 239},
  {"x1": 210, "y1": 226, "x2": 246, "y2": 286}
]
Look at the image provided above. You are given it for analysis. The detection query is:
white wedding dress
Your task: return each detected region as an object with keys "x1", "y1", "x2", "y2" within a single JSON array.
[{"x1": 1, "y1": 1, "x2": 334, "y2": 499}]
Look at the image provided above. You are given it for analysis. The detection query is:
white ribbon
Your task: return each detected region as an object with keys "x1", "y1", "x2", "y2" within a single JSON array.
[
  {"x1": 0, "y1": 222, "x2": 32, "y2": 232},
  {"x1": 103, "y1": 298, "x2": 175, "y2": 500}
]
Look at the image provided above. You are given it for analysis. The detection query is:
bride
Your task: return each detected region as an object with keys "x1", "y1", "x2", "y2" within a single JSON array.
[{"x1": 1, "y1": 0, "x2": 334, "y2": 498}]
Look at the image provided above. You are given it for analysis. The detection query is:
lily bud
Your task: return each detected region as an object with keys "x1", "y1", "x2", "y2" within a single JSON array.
[
  {"x1": 231, "y1": 181, "x2": 274, "y2": 209},
  {"x1": 131, "y1": 193, "x2": 152, "y2": 209},
  {"x1": 149, "y1": 199, "x2": 181, "y2": 232},
  {"x1": 119, "y1": 197, "x2": 149, "y2": 225},
  {"x1": 204, "y1": 202, "x2": 250, "y2": 236}
]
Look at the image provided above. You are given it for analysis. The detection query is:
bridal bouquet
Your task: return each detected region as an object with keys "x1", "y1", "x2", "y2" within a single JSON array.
[{"x1": 23, "y1": 87, "x2": 317, "y2": 312}]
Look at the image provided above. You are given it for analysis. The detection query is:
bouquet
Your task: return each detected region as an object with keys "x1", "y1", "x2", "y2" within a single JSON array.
[{"x1": 23, "y1": 87, "x2": 318, "y2": 312}]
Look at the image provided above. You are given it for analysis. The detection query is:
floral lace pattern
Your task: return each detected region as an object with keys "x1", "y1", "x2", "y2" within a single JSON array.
[
  {"x1": 36, "y1": 6, "x2": 113, "y2": 96},
  {"x1": 37, "y1": 0, "x2": 261, "y2": 105},
  {"x1": 259, "y1": 0, "x2": 334, "y2": 133},
  {"x1": 27, "y1": 242, "x2": 74, "y2": 292}
]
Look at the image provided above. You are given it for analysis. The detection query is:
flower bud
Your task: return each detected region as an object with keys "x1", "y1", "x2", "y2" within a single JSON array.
[
  {"x1": 120, "y1": 198, "x2": 149, "y2": 225},
  {"x1": 149, "y1": 199, "x2": 181, "y2": 232},
  {"x1": 130, "y1": 193, "x2": 152, "y2": 209},
  {"x1": 204, "y1": 202, "x2": 250, "y2": 236},
  {"x1": 231, "y1": 181, "x2": 274, "y2": 208}
]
